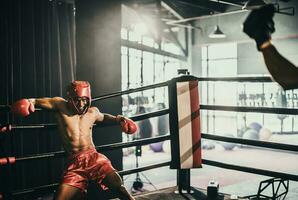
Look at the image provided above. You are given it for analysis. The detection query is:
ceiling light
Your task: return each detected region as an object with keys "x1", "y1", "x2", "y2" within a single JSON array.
[
  {"x1": 242, "y1": 0, "x2": 267, "y2": 10},
  {"x1": 209, "y1": 25, "x2": 226, "y2": 38}
]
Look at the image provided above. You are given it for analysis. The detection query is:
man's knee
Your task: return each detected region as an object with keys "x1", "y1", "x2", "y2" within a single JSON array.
[
  {"x1": 54, "y1": 184, "x2": 84, "y2": 200},
  {"x1": 112, "y1": 184, "x2": 134, "y2": 200},
  {"x1": 103, "y1": 172, "x2": 123, "y2": 188}
]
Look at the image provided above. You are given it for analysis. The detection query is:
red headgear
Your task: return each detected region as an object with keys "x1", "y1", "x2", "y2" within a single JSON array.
[{"x1": 67, "y1": 81, "x2": 91, "y2": 114}]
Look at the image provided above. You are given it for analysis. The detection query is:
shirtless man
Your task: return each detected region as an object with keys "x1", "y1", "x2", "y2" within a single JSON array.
[
  {"x1": 11, "y1": 81, "x2": 137, "y2": 200},
  {"x1": 243, "y1": 3, "x2": 298, "y2": 90}
]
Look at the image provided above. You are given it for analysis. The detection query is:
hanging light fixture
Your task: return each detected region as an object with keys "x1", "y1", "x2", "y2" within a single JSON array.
[
  {"x1": 209, "y1": 25, "x2": 226, "y2": 38},
  {"x1": 209, "y1": 0, "x2": 226, "y2": 39},
  {"x1": 242, "y1": 0, "x2": 267, "y2": 10}
]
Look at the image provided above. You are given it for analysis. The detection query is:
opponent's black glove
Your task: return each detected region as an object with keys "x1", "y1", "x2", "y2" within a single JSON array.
[{"x1": 243, "y1": 4, "x2": 276, "y2": 51}]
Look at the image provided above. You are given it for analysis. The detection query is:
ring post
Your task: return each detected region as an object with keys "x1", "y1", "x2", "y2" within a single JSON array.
[{"x1": 168, "y1": 74, "x2": 202, "y2": 193}]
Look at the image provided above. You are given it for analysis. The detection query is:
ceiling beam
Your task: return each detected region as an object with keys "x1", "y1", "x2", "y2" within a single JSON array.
[
  {"x1": 208, "y1": 0, "x2": 243, "y2": 8},
  {"x1": 166, "y1": 9, "x2": 248, "y2": 25},
  {"x1": 161, "y1": 0, "x2": 185, "y2": 19},
  {"x1": 175, "y1": 0, "x2": 226, "y2": 13}
]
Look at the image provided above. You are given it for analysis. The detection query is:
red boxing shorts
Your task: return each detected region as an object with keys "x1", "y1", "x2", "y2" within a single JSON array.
[{"x1": 62, "y1": 148, "x2": 115, "y2": 192}]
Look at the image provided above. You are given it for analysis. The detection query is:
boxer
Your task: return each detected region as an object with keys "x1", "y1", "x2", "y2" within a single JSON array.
[{"x1": 11, "y1": 81, "x2": 137, "y2": 200}]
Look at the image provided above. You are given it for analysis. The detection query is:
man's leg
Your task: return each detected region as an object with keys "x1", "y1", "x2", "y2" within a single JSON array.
[
  {"x1": 54, "y1": 184, "x2": 85, "y2": 200},
  {"x1": 102, "y1": 171, "x2": 135, "y2": 200}
]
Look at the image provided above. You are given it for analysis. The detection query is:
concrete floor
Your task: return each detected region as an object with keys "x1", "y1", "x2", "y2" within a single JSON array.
[
  {"x1": 132, "y1": 186, "x2": 245, "y2": 200},
  {"x1": 123, "y1": 139, "x2": 298, "y2": 199}
]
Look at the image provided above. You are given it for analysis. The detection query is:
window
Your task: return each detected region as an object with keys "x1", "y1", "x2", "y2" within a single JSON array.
[
  {"x1": 121, "y1": 27, "x2": 185, "y2": 115},
  {"x1": 201, "y1": 43, "x2": 238, "y2": 135},
  {"x1": 201, "y1": 42, "x2": 298, "y2": 136}
]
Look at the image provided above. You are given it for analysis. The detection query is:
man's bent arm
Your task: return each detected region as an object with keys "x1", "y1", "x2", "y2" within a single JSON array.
[
  {"x1": 94, "y1": 108, "x2": 120, "y2": 124},
  {"x1": 261, "y1": 43, "x2": 298, "y2": 90},
  {"x1": 94, "y1": 108, "x2": 138, "y2": 134}
]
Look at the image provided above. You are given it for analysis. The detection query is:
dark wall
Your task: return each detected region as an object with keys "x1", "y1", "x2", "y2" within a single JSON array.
[
  {"x1": 191, "y1": 1, "x2": 298, "y2": 76},
  {"x1": 0, "y1": 0, "x2": 113, "y2": 199},
  {"x1": 75, "y1": 0, "x2": 123, "y2": 171},
  {"x1": 0, "y1": 0, "x2": 123, "y2": 198}
]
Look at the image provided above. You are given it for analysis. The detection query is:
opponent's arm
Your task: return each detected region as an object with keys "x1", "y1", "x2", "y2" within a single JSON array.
[
  {"x1": 94, "y1": 108, "x2": 137, "y2": 134},
  {"x1": 261, "y1": 43, "x2": 298, "y2": 90},
  {"x1": 243, "y1": 4, "x2": 298, "y2": 90}
]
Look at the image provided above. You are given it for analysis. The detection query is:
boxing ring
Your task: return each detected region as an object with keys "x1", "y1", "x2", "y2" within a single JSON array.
[{"x1": 1, "y1": 75, "x2": 298, "y2": 199}]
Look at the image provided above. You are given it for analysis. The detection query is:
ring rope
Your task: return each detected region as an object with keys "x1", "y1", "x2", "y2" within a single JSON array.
[
  {"x1": 1, "y1": 109, "x2": 169, "y2": 132},
  {"x1": 118, "y1": 161, "x2": 171, "y2": 176},
  {"x1": 203, "y1": 159, "x2": 298, "y2": 181},
  {"x1": 11, "y1": 157, "x2": 298, "y2": 197},
  {"x1": 0, "y1": 130, "x2": 298, "y2": 165},
  {"x1": 4, "y1": 133, "x2": 297, "y2": 165},
  {"x1": 129, "y1": 108, "x2": 169, "y2": 121},
  {"x1": 96, "y1": 135, "x2": 170, "y2": 151},
  {"x1": 202, "y1": 133, "x2": 298, "y2": 152},
  {"x1": 11, "y1": 124, "x2": 56, "y2": 130},
  {"x1": 197, "y1": 76, "x2": 273, "y2": 82},
  {"x1": 4, "y1": 105, "x2": 298, "y2": 132},
  {"x1": 4, "y1": 106, "x2": 297, "y2": 132},
  {"x1": 92, "y1": 81, "x2": 169, "y2": 102},
  {"x1": 0, "y1": 81, "x2": 169, "y2": 113},
  {"x1": 0, "y1": 135, "x2": 170, "y2": 165},
  {"x1": 201, "y1": 105, "x2": 298, "y2": 115},
  {"x1": 0, "y1": 76, "x2": 275, "y2": 113},
  {"x1": 11, "y1": 183, "x2": 59, "y2": 196},
  {"x1": 10, "y1": 157, "x2": 298, "y2": 196},
  {"x1": 4, "y1": 132, "x2": 298, "y2": 165},
  {"x1": 11, "y1": 161, "x2": 171, "y2": 197}
]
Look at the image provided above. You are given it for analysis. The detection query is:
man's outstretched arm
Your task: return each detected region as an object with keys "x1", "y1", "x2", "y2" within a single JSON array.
[
  {"x1": 29, "y1": 97, "x2": 65, "y2": 110},
  {"x1": 11, "y1": 97, "x2": 63, "y2": 117}
]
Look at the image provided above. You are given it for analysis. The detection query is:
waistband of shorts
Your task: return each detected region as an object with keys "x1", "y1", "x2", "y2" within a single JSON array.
[{"x1": 67, "y1": 147, "x2": 97, "y2": 160}]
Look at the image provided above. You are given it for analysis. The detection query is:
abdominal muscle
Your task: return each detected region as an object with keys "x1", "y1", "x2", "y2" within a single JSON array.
[
  {"x1": 56, "y1": 112, "x2": 96, "y2": 154},
  {"x1": 61, "y1": 130, "x2": 95, "y2": 153}
]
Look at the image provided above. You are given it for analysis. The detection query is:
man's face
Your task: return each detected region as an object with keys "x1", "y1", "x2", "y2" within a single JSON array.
[
  {"x1": 75, "y1": 97, "x2": 89, "y2": 110},
  {"x1": 68, "y1": 96, "x2": 91, "y2": 115}
]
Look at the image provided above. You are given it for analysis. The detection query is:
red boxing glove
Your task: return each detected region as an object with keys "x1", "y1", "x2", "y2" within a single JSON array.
[
  {"x1": 0, "y1": 157, "x2": 16, "y2": 165},
  {"x1": 118, "y1": 116, "x2": 138, "y2": 134},
  {"x1": 0, "y1": 124, "x2": 12, "y2": 134},
  {"x1": 11, "y1": 99, "x2": 35, "y2": 117}
]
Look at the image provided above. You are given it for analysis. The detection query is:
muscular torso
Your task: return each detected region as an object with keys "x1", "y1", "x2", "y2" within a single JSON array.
[{"x1": 55, "y1": 104, "x2": 98, "y2": 154}]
